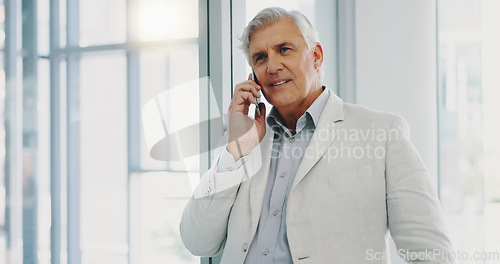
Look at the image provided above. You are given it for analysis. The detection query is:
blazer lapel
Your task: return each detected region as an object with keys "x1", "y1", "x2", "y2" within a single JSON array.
[
  {"x1": 249, "y1": 126, "x2": 274, "y2": 233},
  {"x1": 291, "y1": 92, "x2": 345, "y2": 191}
]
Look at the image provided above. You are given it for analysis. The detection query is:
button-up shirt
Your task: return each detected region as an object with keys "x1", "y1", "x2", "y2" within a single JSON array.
[{"x1": 217, "y1": 87, "x2": 330, "y2": 263}]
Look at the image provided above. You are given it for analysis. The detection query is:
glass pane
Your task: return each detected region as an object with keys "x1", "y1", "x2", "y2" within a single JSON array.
[
  {"x1": 131, "y1": 172, "x2": 198, "y2": 264},
  {"x1": 480, "y1": 0, "x2": 500, "y2": 253},
  {"x1": 0, "y1": 2, "x2": 5, "y2": 49},
  {"x1": 38, "y1": 0, "x2": 49, "y2": 55},
  {"x1": 438, "y1": 0, "x2": 483, "y2": 250},
  {"x1": 60, "y1": 0, "x2": 66, "y2": 48},
  {"x1": 37, "y1": 58, "x2": 51, "y2": 264},
  {"x1": 80, "y1": 52, "x2": 128, "y2": 264},
  {"x1": 438, "y1": 0, "x2": 500, "y2": 258},
  {"x1": 79, "y1": 0, "x2": 126, "y2": 46},
  {"x1": 60, "y1": 59, "x2": 69, "y2": 264},
  {"x1": 137, "y1": 0, "x2": 198, "y2": 42},
  {"x1": 0, "y1": 53, "x2": 6, "y2": 263},
  {"x1": 139, "y1": 43, "x2": 200, "y2": 171}
]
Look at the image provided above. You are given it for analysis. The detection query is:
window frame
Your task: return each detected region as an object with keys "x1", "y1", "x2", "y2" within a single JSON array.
[{"x1": 3, "y1": 0, "x2": 208, "y2": 264}]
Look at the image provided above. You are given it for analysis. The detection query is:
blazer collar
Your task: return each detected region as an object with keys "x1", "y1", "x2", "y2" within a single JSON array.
[{"x1": 291, "y1": 90, "x2": 345, "y2": 191}]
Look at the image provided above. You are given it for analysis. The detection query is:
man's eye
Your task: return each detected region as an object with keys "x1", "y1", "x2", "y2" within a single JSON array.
[
  {"x1": 255, "y1": 55, "x2": 266, "y2": 63},
  {"x1": 280, "y1": 47, "x2": 290, "y2": 53}
]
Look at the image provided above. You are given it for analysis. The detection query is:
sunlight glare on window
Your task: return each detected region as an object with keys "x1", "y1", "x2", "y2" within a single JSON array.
[
  {"x1": 438, "y1": 0, "x2": 500, "y2": 256},
  {"x1": 138, "y1": 0, "x2": 198, "y2": 42}
]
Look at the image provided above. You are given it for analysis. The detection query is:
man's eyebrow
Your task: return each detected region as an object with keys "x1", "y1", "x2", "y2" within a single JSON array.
[
  {"x1": 251, "y1": 42, "x2": 297, "y2": 61},
  {"x1": 275, "y1": 41, "x2": 296, "y2": 49}
]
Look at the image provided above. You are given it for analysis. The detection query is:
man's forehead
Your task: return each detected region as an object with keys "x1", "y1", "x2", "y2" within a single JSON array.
[{"x1": 248, "y1": 19, "x2": 303, "y2": 51}]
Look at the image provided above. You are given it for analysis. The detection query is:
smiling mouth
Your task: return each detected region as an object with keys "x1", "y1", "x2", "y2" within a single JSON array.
[{"x1": 270, "y1": 80, "x2": 291, "y2": 87}]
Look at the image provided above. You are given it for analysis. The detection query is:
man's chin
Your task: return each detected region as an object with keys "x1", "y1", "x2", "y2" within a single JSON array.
[
  {"x1": 267, "y1": 98, "x2": 295, "y2": 109},
  {"x1": 265, "y1": 92, "x2": 290, "y2": 106}
]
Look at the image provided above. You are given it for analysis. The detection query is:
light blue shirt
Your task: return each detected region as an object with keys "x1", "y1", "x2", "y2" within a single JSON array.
[{"x1": 218, "y1": 87, "x2": 330, "y2": 263}]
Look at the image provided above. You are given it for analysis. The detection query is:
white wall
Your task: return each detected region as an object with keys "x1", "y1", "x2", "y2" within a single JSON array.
[
  {"x1": 353, "y1": 1, "x2": 438, "y2": 262},
  {"x1": 355, "y1": 0, "x2": 438, "y2": 185}
]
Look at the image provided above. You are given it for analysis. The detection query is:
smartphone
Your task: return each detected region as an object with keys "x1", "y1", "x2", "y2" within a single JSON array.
[{"x1": 252, "y1": 70, "x2": 262, "y2": 115}]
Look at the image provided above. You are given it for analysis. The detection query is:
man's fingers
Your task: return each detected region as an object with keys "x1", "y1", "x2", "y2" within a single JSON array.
[
  {"x1": 228, "y1": 78, "x2": 263, "y2": 115},
  {"x1": 235, "y1": 82, "x2": 261, "y2": 99},
  {"x1": 229, "y1": 91, "x2": 258, "y2": 113},
  {"x1": 237, "y1": 91, "x2": 258, "y2": 105}
]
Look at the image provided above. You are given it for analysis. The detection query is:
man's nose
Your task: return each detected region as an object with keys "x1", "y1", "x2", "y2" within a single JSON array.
[{"x1": 266, "y1": 53, "x2": 283, "y2": 74}]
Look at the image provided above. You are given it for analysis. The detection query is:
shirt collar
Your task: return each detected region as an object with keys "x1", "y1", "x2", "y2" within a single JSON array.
[
  {"x1": 266, "y1": 86, "x2": 330, "y2": 134},
  {"x1": 306, "y1": 86, "x2": 330, "y2": 127}
]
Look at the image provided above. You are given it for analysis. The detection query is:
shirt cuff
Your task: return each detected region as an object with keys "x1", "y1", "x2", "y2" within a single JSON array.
[
  {"x1": 193, "y1": 144, "x2": 262, "y2": 199},
  {"x1": 216, "y1": 147, "x2": 250, "y2": 173}
]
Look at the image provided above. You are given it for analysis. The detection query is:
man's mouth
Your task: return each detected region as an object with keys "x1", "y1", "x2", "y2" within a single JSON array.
[{"x1": 270, "y1": 79, "x2": 291, "y2": 87}]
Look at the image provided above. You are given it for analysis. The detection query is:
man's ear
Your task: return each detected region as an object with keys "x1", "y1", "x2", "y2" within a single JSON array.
[{"x1": 312, "y1": 42, "x2": 324, "y2": 70}]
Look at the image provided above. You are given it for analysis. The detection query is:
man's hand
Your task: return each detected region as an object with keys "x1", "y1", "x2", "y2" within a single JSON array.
[{"x1": 226, "y1": 73, "x2": 267, "y2": 161}]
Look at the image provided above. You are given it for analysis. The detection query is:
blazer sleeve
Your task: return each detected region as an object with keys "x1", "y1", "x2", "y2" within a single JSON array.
[
  {"x1": 179, "y1": 143, "x2": 263, "y2": 257},
  {"x1": 385, "y1": 116, "x2": 454, "y2": 263},
  {"x1": 179, "y1": 168, "x2": 239, "y2": 257}
]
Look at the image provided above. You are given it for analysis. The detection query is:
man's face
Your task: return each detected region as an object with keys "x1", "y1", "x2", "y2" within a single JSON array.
[{"x1": 248, "y1": 18, "x2": 323, "y2": 110}]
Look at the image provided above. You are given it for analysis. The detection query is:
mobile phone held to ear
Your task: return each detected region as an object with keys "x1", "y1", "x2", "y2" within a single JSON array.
[{"x1": 252, "y1": 70, "x2": 262, "y2": 115}]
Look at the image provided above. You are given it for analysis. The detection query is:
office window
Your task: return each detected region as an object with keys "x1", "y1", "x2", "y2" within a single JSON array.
[
  {"x1": 80, "y1": 52, "x2": 128, "y2": 263},
  {"x1": 438, "y1": 0, "x2": 500, "y2": 256},
  {"x1": 131, "y1": 171, "x2": 198, "y2": 264},
  {"x1": 135, "y1": 42, "x2": 200, "y2": 264},
  {"x1": 0, "y1": 1, "x2": 5, "y2": 257},
  {"x1": 1, "y1": 0, "x2": 203, "y2": 263},
  {"x1": 79, "y1": 0, "x2": 126, "y2": 46},
  {"x1": 0, "y1": 51, "x2": 5, "y2": 262}
]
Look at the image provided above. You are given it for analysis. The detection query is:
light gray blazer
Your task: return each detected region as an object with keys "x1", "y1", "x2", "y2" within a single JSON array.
[{"x1": 180, "y1": 91, "x2": 453, "y2": 264}]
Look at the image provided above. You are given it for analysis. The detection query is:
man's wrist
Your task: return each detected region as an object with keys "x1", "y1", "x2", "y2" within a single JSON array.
[{"x1": 226, "y1": 142, "x2": 243, "y2": 161}]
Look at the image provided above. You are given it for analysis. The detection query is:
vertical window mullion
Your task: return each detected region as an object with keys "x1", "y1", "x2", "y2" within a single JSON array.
[
  {"x1": 337, "y1": 0, "x2": 356, "y2": 103},
  {"x1": 198, "y1": 0, "x2": 210, "y2": 178},
  {"x1": 126, "y1": 52, "x2": 140, "y2": 264},
  {"x1": 66, "y1": 0, "x2": 80, "y2": 263},
  {"x1": 21, "y1": 0, "x2": 39, "y2": 261},
  {"x1": 315, "y1": 0, "x2": 338, "y2": 94},
  {"x1": 49, "y1": 0, "x2": 63, "y2": 262},
  {"x1": 199, "y1": 1, "x2": 210, "y2": 262},
  {"x1": 4, "y1": 0, "x2": 23, "y2": 262},
  {"x1": 202, "y1": 0, "x2": 229, "y2": 263},
  {"x1": 126, "y1": 0, "x2": 140, "y2": 263}
]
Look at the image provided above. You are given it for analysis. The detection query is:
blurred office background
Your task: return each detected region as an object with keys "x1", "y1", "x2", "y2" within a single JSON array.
[{"x1": 0, "y1": 0, "x2": 499, "y2": 264}]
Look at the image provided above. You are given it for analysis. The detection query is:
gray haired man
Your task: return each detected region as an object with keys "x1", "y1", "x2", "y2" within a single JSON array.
[{"x1": 181, "y1": 7, "x2": 453, "y2": 264}]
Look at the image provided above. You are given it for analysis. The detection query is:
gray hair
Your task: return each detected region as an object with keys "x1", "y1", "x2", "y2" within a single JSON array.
[{"x1": 238, "y1": 7, "x2": 323, "y2": 80}]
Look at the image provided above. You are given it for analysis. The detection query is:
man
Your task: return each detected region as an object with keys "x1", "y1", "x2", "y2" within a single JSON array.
[{"x1": 180, "y1": 7, "x2": 453, "y2": 264}]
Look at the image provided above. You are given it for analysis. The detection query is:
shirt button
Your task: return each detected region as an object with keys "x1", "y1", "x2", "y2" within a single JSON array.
[
  {"x1": 263, "y1": 249, "x2": 269, "y2": 255},
  {"x1": 289, "y1": 138, "x2": 295, "y2": 143},
  {"x1": 273, "y1": 210, "x2": 278, "y2": 216},
  {"x1": 242, "y1": 243, "x2": 248, "y2": 252},
  {"x1": 280, "y1": 172, "x2": 285, "y2": 178},
  {"x1": 228, "y1": 167, "x2": 234, "y2": 172}
]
